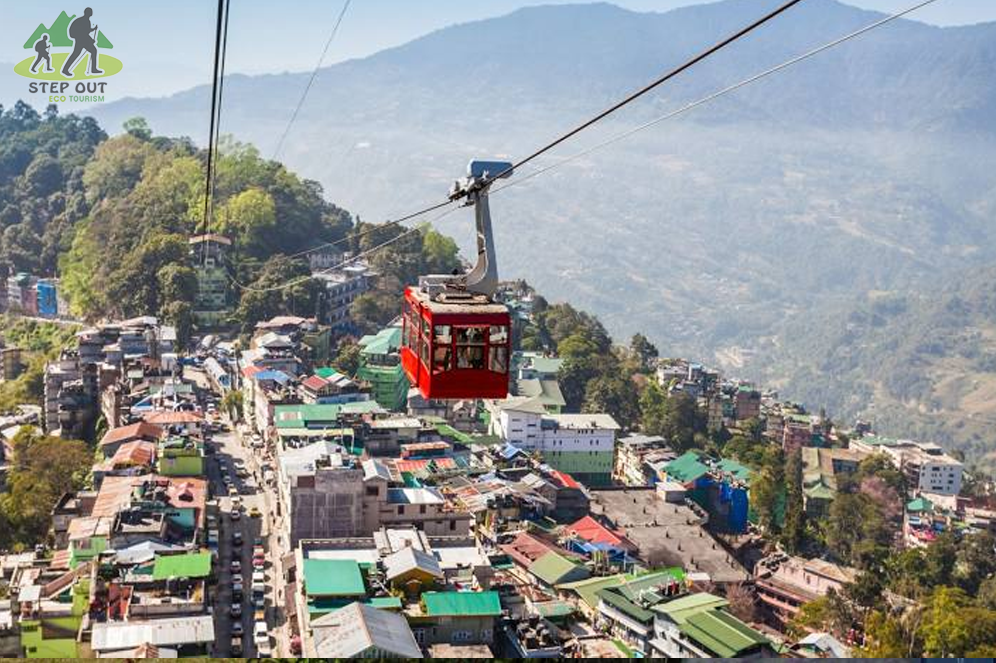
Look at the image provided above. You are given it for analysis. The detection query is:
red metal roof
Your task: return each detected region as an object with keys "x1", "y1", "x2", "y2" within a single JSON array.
[
  {"x1": 99, "y1": 421, "x2": 164, "y2": 448},
  {"x1": 550, "y1": 470, "x2": 581, "y2": 490},
  {"x1": 242, "y1": 365, "x2": 264, "y2": 378},
  {"x1": 110, "y1": 440, "x2": 157, "y2": 468},
  {"x1": 499, "y1": 532, "x2": 557, "y2": 568},
  {"x1": 143, "y1": 410, "x2": 204, "y2": 425},
  {"x1": 301, "y1": 375, "x2": 328, "y2": 391},
  {"x1": 567, "y1": 515, "x2": 636, "y2": 550}
]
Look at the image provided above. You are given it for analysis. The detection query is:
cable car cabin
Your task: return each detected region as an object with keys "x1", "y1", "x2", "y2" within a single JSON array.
[{"x1": 401, "y1": 286, "x2": 511, "y2": 400}]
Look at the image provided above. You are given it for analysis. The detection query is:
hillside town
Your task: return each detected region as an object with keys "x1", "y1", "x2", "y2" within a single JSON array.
[{"x1": 0, "y1": 262, "x2": 992, "y2": 659}]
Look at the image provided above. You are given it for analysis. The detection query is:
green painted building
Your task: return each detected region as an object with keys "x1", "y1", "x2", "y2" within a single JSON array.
[
  {"x1": 356, "y1": 326, "x2": 409, "y2": 412},
  {"x1": 158, "y1": 437, "x2": 205, "y2": 477},
  {"x1": 20, "y1": 580, "x2": 89, "y2": 658}
]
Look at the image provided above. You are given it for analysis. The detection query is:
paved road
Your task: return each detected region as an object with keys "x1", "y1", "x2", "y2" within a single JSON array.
[{"x1": 199, "y1": 396, "x2": 278, "y2": 655}]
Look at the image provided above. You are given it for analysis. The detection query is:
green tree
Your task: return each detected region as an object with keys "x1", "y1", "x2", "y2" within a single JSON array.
[
  {"x1": 123, "y1": 116, "x2": 152, "y2": 141},
  {"x1": 216, "y1": 187, "x2": 277, "y2": 258},
  {"x1": 629, "y1": 333, "x2": 659, "y2": 373},
  {"x1": 221, "y1": 390, "x2": 243, "y2": 420},
  {"x1": 0, "y1": 427, "x2": 91, "y2": 547},
  {"x1": 333, "y1": 340, "x2": 362, "y2": 377},
  {"x1": 582, "y1": 375, "x2": 639, "y2": 430},
  {"x1": 349, "y1": 291, "x2": 399, "y2": 335},
  {"x1": 421, "y1": 226, "x2": 460, "y2": 274},
  {"x1": 782, "y1": 447, "x2": 805, "y2": 553},
  {"x1": 161, "y1": 300, "x2": 194, "y2": 349}
]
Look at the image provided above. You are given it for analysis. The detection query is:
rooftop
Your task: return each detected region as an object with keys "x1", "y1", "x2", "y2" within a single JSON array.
[
  {"x1": 311, "y1": 602, "x2": 421, "y2": 659},
  {"x1": 152, "y1": 552, "x2": 212, "y2": 580},
  {"x1": 303, "y1": 559, "x2": 366, "y2": 597},
  {"x1": 681, "y1": 607, "x2": 770, "y2": 657},
  {"x1": 422, "y1": 590, "x2": 502, "y2": 617}
]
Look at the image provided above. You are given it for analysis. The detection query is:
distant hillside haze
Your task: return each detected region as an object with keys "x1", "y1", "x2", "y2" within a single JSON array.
[{"x1": 83, "y1": 0, "x2": 996, "y2": 457}]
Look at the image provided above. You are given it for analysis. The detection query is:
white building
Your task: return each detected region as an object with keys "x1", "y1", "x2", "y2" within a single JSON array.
[
  {"x1": 851, "y1": 435, "x2": 963, "y2": 496},
  {"x1": 487, "y1": 397, "x2": 619, "y2": 486}
]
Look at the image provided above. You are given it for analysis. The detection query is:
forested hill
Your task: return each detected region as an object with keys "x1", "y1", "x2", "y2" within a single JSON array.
[
  {"x1": 755, "y1": 265, "x2": 996, "y2": 471},
  {"x1": 0, "y1": 102, "x2": 462, "y2": 341}
]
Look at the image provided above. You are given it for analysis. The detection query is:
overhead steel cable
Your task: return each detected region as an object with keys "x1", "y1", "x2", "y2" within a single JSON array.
[
  {"x1": 271, "y1": 0, "x2": 353, "y2": 160},
  {"x1": 491, "y1": 0, "x2": 942, "y2": 198},
  {"x1": 228, "y1": 204, "x2": 460, "y2": 293},
  {"x1": 476, "y1": 0, "x2": 809, "y2": 190},
  {"x1": 200, "y1": 0, "x2": 230, "y2": 266},
  {"x1": 230, "y1": 0, "x2": 811, "y2": 292}
]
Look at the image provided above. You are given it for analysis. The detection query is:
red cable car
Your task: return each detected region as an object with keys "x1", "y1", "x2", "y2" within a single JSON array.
[{"x1": 401, "y1": 160, "x2": 513, "y2": 400}]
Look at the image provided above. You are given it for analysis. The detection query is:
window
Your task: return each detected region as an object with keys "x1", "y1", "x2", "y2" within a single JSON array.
[
  {"x1": 397, "y1": 505, "x2": 405, "y2": 515},
  {"x1": 366, "y1": 486, "x2": 379, "y2": 496},
  {"x1": 449, "y1": 519, "x2": 456, "y2": 531},
  {"x1": 419, "y1": 504, "x2": 427, "y2": 514},
  {"x1": 455, "y1": 326, "x2": 487, "y2": 369},
  {"x1": 489, "y1": 345, "x2": 508, "y2": 373}
]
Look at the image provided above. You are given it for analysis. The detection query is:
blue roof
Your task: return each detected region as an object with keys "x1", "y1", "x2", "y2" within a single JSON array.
[
  {"x1": 255, "y1": 370, "x2": 291, "y2": 384},
  {"x1": 501, "y1": 443, "x2": 524, "y2": 460}
]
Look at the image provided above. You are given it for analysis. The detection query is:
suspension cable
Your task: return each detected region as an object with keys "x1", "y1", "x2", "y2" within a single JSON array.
[
  {"x1": 271, "y1": 0, "x2": 353, "y2": 160},
  {"x1": 227, "y1": 204, "x2": 459, "y2": 293},
  {"x1": 478, "y1": 0, "x2": 809, "y2": 189},
  {"x1": 491, "y1": 0, "x2": 942, "y2": 198}
]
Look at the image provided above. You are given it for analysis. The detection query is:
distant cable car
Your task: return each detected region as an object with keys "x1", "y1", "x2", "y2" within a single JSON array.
[{"x1": 401, "y1": 160, "x2": 514, "y2": 400}]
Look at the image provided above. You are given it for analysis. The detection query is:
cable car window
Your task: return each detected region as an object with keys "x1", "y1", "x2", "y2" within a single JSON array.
[
  {"x1": 419, "y1": 335, "x2": 430, "y2": 367},
  {"x1": 456, "y1": 326, "x2": 485, "y2": 344},
  {"x1": 489, "y1": 325, "x2": 508, "y2": 345},
  {"x1": 489, "y1": 346, "x2": 508, "y2": 373},
  {"x1": 434, "y1": 346, "x2": 452, "y2": 374},
  {"x1": 434, "y1": 325, "x2": 452, "y2": 344},
  {"x1": 457, "y1": 346, "x2": 485, "y2": 369}
]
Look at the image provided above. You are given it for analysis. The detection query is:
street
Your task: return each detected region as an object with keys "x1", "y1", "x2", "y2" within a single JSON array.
[{"x1": 200, "y1": 393, "x2": 283, "y2": 656}]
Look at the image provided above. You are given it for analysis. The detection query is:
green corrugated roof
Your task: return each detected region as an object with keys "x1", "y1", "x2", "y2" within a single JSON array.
[
  {"x1": 274, "y1": 403, "x2": 342, "y2": 428},
  {"x1": 422, "y1": 591, "x2": 501, "y2": 617},
  {"x1": 654, "y1": 592, "x2": 728, "y2": 623},
  {"x1": 558, "y1": 574, "x2": 630, "y2": 609},
  {"x1": 359, "y1": 327, "x2": 402, "y2": 355},
  {"x1": 596, "y1": 569, "x2": 685, "y2": 623},
  {"x1": 533, "y1": 600, "x2": 575, "y2": 619},
  {"x1": 680, "y1": 608, "x2": 769, "y2": 657},
  {"x1": 907, "y1": 496, "x2": 933, "y2": 513},
  {"x1": 665, "y1": 451, "x2": 709, "y2": 483},
  {"x1": 435, "y1": 423, "x2": 474, "y2": 445},
  {"x1": 528, "y1": 551, "x2": 587, "y2": 586},
  {"x1": 805, "y1": 482, "x2": 835, "y2": 500},
  {"x1": 303, "y1": 559, "x2": 366, "y2": 597},
  {"x1": 367, "y1": 596, "x2": 403, "y2": 609},
  {"x1": 315, "y1": 367, "x2": 345, "y2": 380},
  {"x1": 716, "y1": 458, "x2": 752, "y2": 483},
  {"x1": 152, "y1": 552, "x2": 212, "y2": 580}
]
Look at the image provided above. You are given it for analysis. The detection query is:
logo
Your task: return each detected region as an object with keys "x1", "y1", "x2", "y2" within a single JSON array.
[{"x1": 14, "y1": 7, "x2": 122, "y2": 102}]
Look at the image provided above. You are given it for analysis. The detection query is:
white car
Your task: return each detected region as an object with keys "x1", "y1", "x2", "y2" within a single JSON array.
[{"x1": 253, "y1": 621, "x2": 269, "y2": 646}]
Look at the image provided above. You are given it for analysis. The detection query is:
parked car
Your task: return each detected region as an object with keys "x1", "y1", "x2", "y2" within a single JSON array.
[
  {"x1": 253, "y1": 621, "x2": 268, "y2": 646},
  {"x1": 249, "y1": 506, "x2": 262, "y2": 518},
  {"x1": 232, "y1": 531, "x2": 243, "y2": 546},
  {"x1": 230, "y1": 508, "x2": 241, "y2": 522},
  {"x1": 230, "y1": 602, "x2": 242, "y2": 618},
  {"x1": 230, "y1": 637, "x2": 242, "y2": 656},
  {"x1": 231, "y1": 622, "x2": 244, "y2": 637}
]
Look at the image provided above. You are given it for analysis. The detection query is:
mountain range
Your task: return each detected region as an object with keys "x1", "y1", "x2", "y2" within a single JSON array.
[{"x1": 79, "y1": 0, "x2": 996, "y2": 462}]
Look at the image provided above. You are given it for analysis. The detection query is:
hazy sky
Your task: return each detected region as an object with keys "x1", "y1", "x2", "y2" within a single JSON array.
[{"x1": 2, "y1": 0, "x2": 991, "y2": 101}]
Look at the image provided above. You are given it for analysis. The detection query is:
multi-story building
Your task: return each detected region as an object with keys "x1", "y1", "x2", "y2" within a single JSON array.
[
  {"x1": 314, "y1": 263, "x2": 372, "y2": 330},
  {"x1": 188, "y1": 234, "x2": 231, "y2": 328},
  {"x1": 356, "y1": 325, "x2": 409, "y2": 411},
  {"x1": 277, "y1": 443, "x2": 471, "y2": 546},
  {"x1": 754, "y1": 553, "x2": 856, "y2": 628},
  {"x1": 851, "y1": 435, "x2": 964, "y2": 496},
  {"x1": 614, "y1": 434, "x2": 668, "y2": 486},
  {"x1": 488, "y1": 398, "x2": 620, "y2": 487},
  {"x1": 43, "y1": 352, "x2": 97, "y2": 437}
]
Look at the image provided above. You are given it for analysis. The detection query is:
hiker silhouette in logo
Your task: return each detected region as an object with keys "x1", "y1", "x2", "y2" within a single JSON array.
[
  {"x1": 30, "y1": 34, "x2": 54, "y2": 74},
  {"x1": 61, "y1": 7, "x2": 103, "y2": 77}
]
